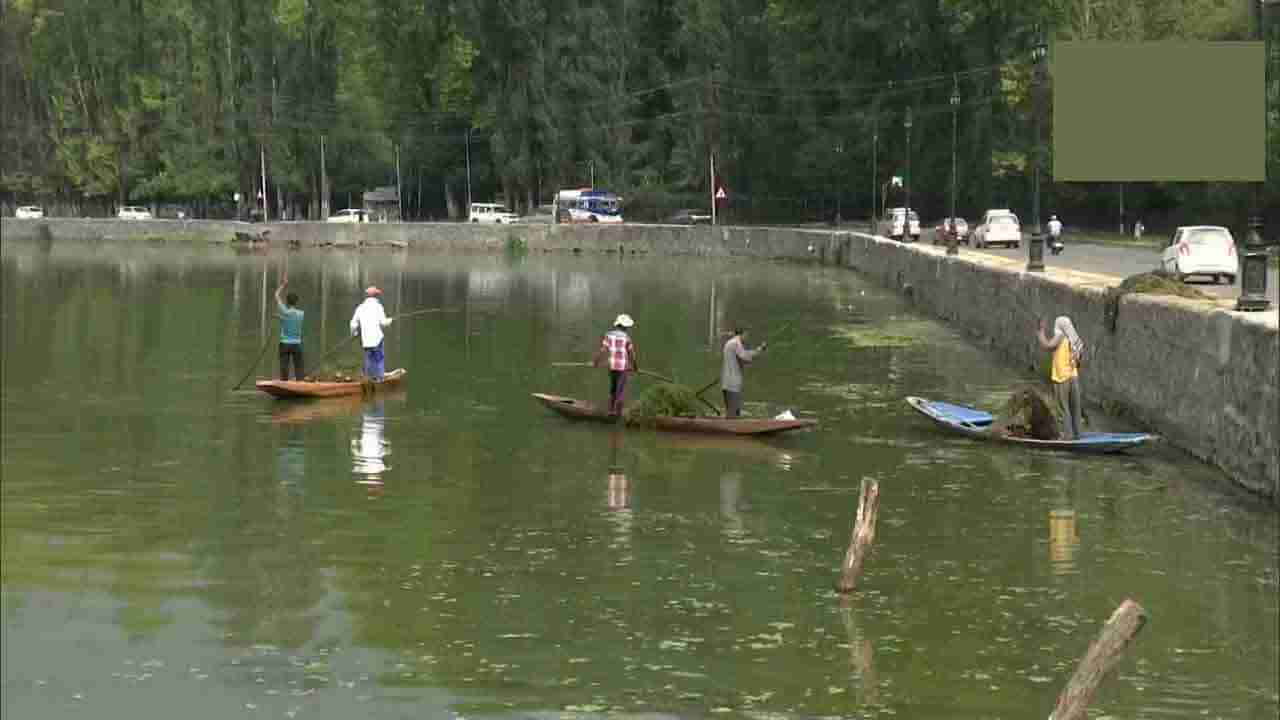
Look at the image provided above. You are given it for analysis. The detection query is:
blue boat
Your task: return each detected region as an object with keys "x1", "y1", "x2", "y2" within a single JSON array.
[{"x1": 905, "y1": 396, "x2": 1155, "y2": 454}]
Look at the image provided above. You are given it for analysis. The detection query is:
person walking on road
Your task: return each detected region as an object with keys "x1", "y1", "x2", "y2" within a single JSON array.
[
  {"x1": 275, "y1": 280, "x2": 305, "y2": 380},
  {"x1": 721, "y1": 326, "x2": 767, "y2": 418},
  {"x1": 350, "y1": 286, "x2": 393, "y2": 381},
  {"x1": 1037, "y1": 316, "x2": 1085, "y2": 440},
  {"x1": 593, "y1": 314, "x2": 638, "y2": 416}
]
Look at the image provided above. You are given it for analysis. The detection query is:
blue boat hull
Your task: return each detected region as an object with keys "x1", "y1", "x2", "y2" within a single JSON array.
[{"x1": 906, "y1": 396, "x2": 1154, "y2": 454}]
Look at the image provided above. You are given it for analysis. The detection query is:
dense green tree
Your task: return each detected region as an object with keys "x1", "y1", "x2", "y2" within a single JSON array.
[{"x1": 0, "y1": 0, "x2": 1270, "y2": 226}]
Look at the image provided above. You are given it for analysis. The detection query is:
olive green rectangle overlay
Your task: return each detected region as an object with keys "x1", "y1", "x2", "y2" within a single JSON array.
[{"x1": 1053, "y1": 42, "x2": 1264, "y2": 181}]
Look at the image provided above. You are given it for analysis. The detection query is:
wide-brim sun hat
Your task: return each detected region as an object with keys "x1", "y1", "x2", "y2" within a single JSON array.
[
  {"x1": 365, "y1": 286, "x2": 382, "y2": 297},
  {"x1": 614, "y1": 314, "x2": 635, "y2": 328}
]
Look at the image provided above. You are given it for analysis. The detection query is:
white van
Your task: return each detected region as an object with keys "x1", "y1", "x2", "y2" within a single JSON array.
[
  {"x1": 469, "y1": 203, "x2": 519, "y2": 224},
  {"x1": 117, "y1": 206, "x2": 154, "y2": 220}
]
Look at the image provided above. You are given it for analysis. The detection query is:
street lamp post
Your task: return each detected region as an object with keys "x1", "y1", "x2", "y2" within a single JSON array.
[
  {"x1": 1237, "y1": 0, "x2": 1273, "y2": 311},
  {"x1": 904, "y1": 107, "x2": 913, "y2": 242},
  {"x1": 835, "y1": 141, "x2": 844, "y2": 225},
  {"x1": 870, "y1": 117, "x2": 879, "y2": 234},
  {"x1": 948, "y1": 75, "x2": 961, "y2": 256},
  {"x1": 1027, "y1": 28, "x2": 1049, "y2": 272}
]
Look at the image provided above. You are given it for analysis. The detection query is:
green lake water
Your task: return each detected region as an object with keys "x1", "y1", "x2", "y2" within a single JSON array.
[{"x1": 2, "y1": 240, "x2": 1277, "y2": 719}]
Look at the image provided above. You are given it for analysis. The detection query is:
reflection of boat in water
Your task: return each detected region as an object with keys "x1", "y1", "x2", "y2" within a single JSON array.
[
  {"x1": 654, "y1": 432, "x2": 805, "y2": 466},
  {"x1": 257, "y1": 368, "x2": 407, "y2": 399},
  {"x1": 268, "y1": 390, "x2": 407, "y2": 424},
  {"x1": 532, "y1": 393, "x2": 818, "y2": 436},
  {"x1": 906, "y1": 396, "x2": 1154, "y2": 454}
]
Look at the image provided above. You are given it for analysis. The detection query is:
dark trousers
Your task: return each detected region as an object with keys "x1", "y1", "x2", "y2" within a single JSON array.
[
  {"x1": 608, "y1": 370, "x2": 629, "y2": 415},
  {"x1": 279, "y1": 343, "x2": 304, "y2": 380},
  {"x1": 723, "y1": 390, "x2": 743, "y2": 418}
]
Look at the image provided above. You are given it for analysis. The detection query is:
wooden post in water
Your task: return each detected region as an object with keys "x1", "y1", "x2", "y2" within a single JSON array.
[
  {"x1": 836, "y1": 478, "x2": 880, "y2": 593},
  {"x1": 1049, "y1": 599, "x2": 1148, "y2": 720}
]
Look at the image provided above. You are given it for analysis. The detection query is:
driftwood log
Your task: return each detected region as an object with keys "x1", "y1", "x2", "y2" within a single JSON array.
[
  {"x1": 1049, "y1": 599, "x2": 1148, "y2": 720},
  {"x1": 836, "y1": 478, "x2": 880, "y2": 593}
]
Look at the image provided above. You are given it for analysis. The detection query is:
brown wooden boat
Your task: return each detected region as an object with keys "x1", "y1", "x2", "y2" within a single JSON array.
[
  {"x1": 257, "y1": 368, "x2": 407, "y2": 399},
  {"x1": 532, "y1": 393, "x2": 817, "y2": 436}
]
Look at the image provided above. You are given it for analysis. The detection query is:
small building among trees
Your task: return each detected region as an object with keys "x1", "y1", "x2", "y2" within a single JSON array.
[{"x1": 362, "y1": 186, "x2": 400, "y2": 222}]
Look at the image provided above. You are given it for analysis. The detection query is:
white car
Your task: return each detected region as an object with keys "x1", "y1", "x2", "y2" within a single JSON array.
[
  {"x1": 326, "y1": 208, "x2": 368, "y2": 223},
  {"x1": 1160, "y1": 225, "x2": 1238, "y2": 284},
  {"x1": 117, "y1": 206, "x2": 154, "y2": 220},
  {"x1": 469, "y1": 203, "x2": 519, "y2": 224},
  {"x1": 15, "y1": 206, "x2": 44, "y2": 219},
  {"x1": 878, "y1": 207, "x2": 920, "y2": 242},
  {"x1": 973, "y1": 209, "x2": 1021, "y2": 248}
]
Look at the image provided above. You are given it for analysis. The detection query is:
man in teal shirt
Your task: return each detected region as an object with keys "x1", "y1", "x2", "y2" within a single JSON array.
[{"x1": 275, "y1": 280, "x2": 305, "y2": 380}]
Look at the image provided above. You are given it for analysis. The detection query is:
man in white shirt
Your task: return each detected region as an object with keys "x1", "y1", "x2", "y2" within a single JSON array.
[
  {"x1": 350, "y1": 286, "x2": 393, "y2": 381},
  {"x1": 1048, "y1": 214, "x2": 1064, "y2": 254}
]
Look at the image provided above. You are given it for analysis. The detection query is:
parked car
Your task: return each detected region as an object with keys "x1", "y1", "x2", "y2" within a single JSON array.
[
  {"x1": 117, "y1": 206, "x2": 154, "y2": 220},
  {"x1": 878, "y1": 207, "x2": 920, "y2": 242},
  {"x1": 973, "y1": 209, "x2": 1021, "y2": 248},
  {"x1": 15, "y1": 205, "x2": 44, "y2": 219},
  {"x1": 932, "y1": 217, "x2": 969, "y2": 245},
  {"x1": 664, "y1": 208, "x2": 712, "y2": 225},
  {"x1": 327, "y1": 208, "x2": 368, "y2": 223},
  {"x1": 1160, "y1": 225, "x2": 1237, "y2": 284},
  {"x1": 469, "y1": 203, "x2": 519, "y2": 224}
]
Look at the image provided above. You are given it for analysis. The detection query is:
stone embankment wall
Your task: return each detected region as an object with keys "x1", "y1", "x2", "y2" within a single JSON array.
[{"x1": 5, "y1": 217, "x2": 1277, "y2": 503}]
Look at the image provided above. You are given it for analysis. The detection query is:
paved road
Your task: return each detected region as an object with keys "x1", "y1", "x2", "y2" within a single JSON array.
[{"x1": 963, "y1": 239, "x2": 1279, "y2": 304}]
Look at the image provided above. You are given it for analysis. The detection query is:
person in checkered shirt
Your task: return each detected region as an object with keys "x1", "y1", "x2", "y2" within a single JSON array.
[{"x1": 592, "y1": 314, "x2": 638, "y2": 416}]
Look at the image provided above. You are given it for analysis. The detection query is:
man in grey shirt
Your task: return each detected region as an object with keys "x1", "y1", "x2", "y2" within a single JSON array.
[{"x1": 721, "y1": 326, "x2": 767, "y2": 418}]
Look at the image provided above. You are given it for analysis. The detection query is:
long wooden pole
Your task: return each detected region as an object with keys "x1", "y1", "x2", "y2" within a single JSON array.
[
  {"x1": 836, "y1": 478, "x2": 880, "y2": 593},
  {"x1": 310, "y1": 307, "x2": 456, "y2": 372},
  {"x1": 1049, "y1": 599, "x2": 1148, "y2": 720}
]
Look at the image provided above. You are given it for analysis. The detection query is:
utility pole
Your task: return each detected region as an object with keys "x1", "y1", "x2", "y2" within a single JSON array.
[
  {"x1": 260, "y1": 145, "x2": 268, "y2": 221},
  {"x1": 319, "y1": 137, "x2": 326, "y2": 215},
  {"x1": 710, "y1": 150, "x2": 716, "y2": 226},
  {"x1": 465, "y1": 127, "x2": 473, "y2": 213},
  {"x1": 395, "y1": 144, "x2": 403, "y2": 221}
]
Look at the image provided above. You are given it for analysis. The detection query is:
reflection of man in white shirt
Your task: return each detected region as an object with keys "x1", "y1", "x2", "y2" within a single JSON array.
[
  {"x1": 352, "y1": 403, "x2": 389, "y2": 481},
  {"x1": 1048, "y1": 216, "x2": 1062, "y2": 239}
]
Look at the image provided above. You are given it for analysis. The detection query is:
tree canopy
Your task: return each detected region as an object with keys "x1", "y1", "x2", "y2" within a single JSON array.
[{"x1": 1, "y1": 0, "x2": 1274, "y2": 228}]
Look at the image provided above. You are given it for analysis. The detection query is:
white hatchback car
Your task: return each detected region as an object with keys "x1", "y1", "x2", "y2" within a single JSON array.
[
  {"x1": 469, "y1": 203, "x2": 519, "y2": 224},
  {"x1": 326, "y1": 208, "x2": 368, "y2": 223},
  {"x1": 16, "y1": 205, "x2": 44, "y2": 219},
  {"x1": 117, "y1": 206, "x2": 153, "y2": 220},
  {"x1": 1160, "y1": 225, "x2": 1237, "y2": 284}
]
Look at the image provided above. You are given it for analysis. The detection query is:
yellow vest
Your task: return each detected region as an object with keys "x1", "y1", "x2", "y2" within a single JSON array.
[{"x1": 1051, "y1": 340, "x2": 1078, "y2": 383}]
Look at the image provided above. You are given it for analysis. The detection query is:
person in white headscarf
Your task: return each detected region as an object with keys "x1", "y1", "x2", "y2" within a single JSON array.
[{"x1": 1037, "y1": 316, "x2": 1085, "y2": 439}]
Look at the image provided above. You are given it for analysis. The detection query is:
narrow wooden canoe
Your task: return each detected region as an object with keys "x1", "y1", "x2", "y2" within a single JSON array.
[
  {"x1": 257, "y1": 368, "x2": 407, "y2": 399},
  {"x1": 905, "y1": 396, "x2": 1154, "y2": 453},
  {"x1": 532, "y1": 393, "x2": 818, "y2": 436}
]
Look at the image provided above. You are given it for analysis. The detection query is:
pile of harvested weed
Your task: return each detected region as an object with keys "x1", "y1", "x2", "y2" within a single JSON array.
[
  {"x1": 623, "y1": 383, "x2": 704, "y2": 426},
  {"x1": 991, "y1": 384, "x2": 1064, "y2": 440},
  {"x1": 303, "y1": 363, "x2": 363, "y2": 383},
  {"x1": 1104, "y1": 271, "x2": 1212, "y2": 332},
  {"x1": 1116, "y1": 271, "x2": 1213, "y2": 299}
]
